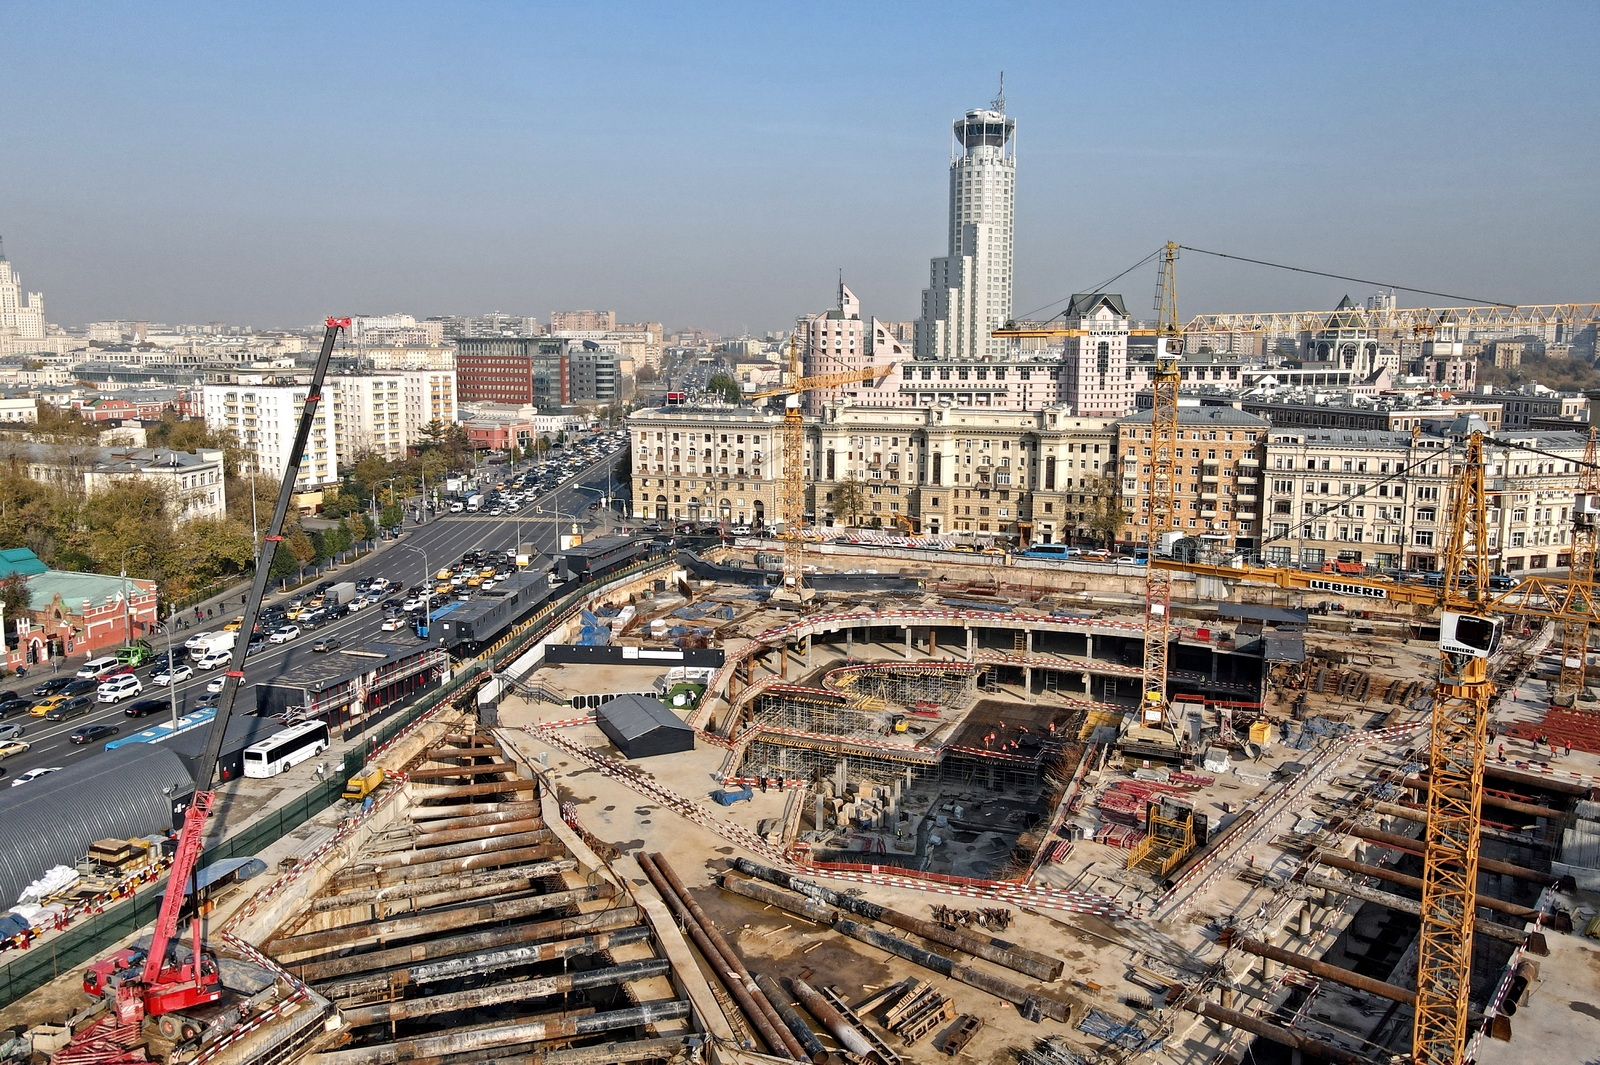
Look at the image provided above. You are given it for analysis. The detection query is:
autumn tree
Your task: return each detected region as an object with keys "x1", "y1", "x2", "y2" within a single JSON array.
[
  {"x1": 1085, "y1": 474, "x2": 1129, "y2": 548},
  {"x1": 831, "y1": 476, "x2": 865, "y2": 528}
]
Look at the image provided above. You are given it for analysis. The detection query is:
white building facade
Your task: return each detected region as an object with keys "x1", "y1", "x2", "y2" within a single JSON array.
[
  {"x1": 0, "y1": 246, "x2": 47, "y2": 342},
  {"x1": 203, "y1": 379, "x2": 338, "y2": 489},
  {"x1": 917, "y1": 93, "x2": 1016, "y2": 361}
]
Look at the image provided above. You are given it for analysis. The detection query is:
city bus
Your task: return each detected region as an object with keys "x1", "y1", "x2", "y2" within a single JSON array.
[{"x1": 242, "y1": 721, "x2": 332, "y2": 779}]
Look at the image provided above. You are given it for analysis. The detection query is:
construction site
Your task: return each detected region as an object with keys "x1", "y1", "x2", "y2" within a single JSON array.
[{"x1": 8, "y1": 301, "x2": 1600, "y2": 1065}]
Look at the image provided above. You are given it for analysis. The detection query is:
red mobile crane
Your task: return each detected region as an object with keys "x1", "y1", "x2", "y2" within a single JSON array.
[{"x1": 82, "y1": 319, "x2": 351, "y2": 1030}]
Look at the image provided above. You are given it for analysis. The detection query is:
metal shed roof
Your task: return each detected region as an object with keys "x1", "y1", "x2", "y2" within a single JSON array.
[
  {"x1": 0, "y1": 745, "x2": 192, "y2": 909},
  {"x1": 596, "y1": 694, "x2": 694, "y2": 742},
  {"x1": 1211, "y1": 603, "x2": 1309, "y2": 627}
]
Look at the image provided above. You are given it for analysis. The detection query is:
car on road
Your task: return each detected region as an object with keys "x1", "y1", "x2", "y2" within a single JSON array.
[
  {"x1": 123, "y1": 698, "x2": 167, "y2": 718},
  {"x1": 31, "y1": 693, "x2": 70, "y2": 717},
  {"x1": 45, "y1": 696, "x2": 93, "y2": 721},
  {"x1": 11, "y1": 767, "x2": 60, "y2": 787},
  {"x1": 0, "y1": 739, "x2": 29, "y2": 759},
  {"x1": 312, "y1": 636, "x2": 343, "y2": 653},
  {"x1": 402, "y1": 595, "x2": 425, "y2": 611},
  {"x1": 194, "y1": 692, "x2": 220, "y2": 710},
  {"x1": 269, "y1": 625, "x2": 300, "y2": 644},
  {"x1": 381, "y1": 616, "x2": 404, "y2": 631},
  {"x1": 96, "y1": 675, "x2": 144, "y2": 703},
  {"x1": 223, "y1": 616, "x2": 245, "y2": 632},
  {"x1": 194, "y1": 650, "x2": 231, "y2": 671},
  {"x1": 0, "y1": 698, "x2": 32, "y2": 719},
  {"x1": 184, "y1": 630, "x2": 220, "y2": 651},
  {"x1": 205, "y1": 676, "x2": 226, "y2": 695},
  {"x1": 152, "y1": 663, "x2": 193, "y2": 686},
  {"x1": 246, "y1": 637, "x2": 266, "y2": 657},
  {"x1": 70, "y1": 723, "x2": 119, "y2": 745},
  {"x1": 0, "y1": 724, "x2": 21, "y2": 741}
]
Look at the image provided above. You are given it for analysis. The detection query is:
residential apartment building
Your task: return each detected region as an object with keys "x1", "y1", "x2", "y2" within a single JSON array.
[
  {"x1": 455, "y1": 337, "x2": 568, "y2": 406},
  {"x1": 799, "y1": 283, "x2": 909, "y2": 413},
  {"x1": 0, "y1": 244, "x2": 46, "y2": 343},
  {"x1": 550, "y1": 310, "x2": 615, "y2": 332},
  {"x1": 1058, "y1": 293, "x2": 1141, "y2": 416},
  {"x1": 1259, "y1": 425, "x2": 1588, "y2": 573},
  {"x1": 363, "y1": 345, "x2": 455, "y2": 371},
  {"x1": 568, "y1": 346, "x2": 622, "y2": 403},
  {"x1": 1489, "y1": 389, "x2": 1587, "y2": 429},
  {"x1": 328, "y1": 369, "x2": 456, "y2": 462},
  {"x1": 203, "y1": 379, "x2": 338, "y2": 488},
  {"x1": 18, "y1": 445, "x2": 226, "y2": 521},
  {"x1": 1239, "y1": 398, "x2": 1503, "y2": 433},
  {"x1": 630, "y1": 407, "x2": 783, "y2": 527},
  {"x1": 629, "y1": 403, "x2": 1116, "y2": 544},
  {"x1": 1117, "y1": 407, "x2": 1270, "y2": 554}
]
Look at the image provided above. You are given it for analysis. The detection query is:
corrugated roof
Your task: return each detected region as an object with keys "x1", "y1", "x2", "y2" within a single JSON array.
[
  {"x1": 27, "y1": 570, "x2": 153, "y2": 613},
  {"x1": 0, "y1": 745, "x2": 192, "y2": 908},
  {"x1": 597, "y1": 694, "x2": 694, "y2": 742}
]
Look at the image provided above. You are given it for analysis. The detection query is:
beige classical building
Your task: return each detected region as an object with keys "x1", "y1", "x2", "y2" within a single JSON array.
[{"x1": 630, "y1": 407, "x2": 783, "y2": 527}]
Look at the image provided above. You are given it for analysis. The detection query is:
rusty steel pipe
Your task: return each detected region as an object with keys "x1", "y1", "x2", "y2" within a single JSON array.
[
  {"x1": 410, "y1": 817, "x2": 547, "y2": 848},
  {"x1": 270, "y1": 878, "x2": 595, "y2": 957},
  {"x1": 309, "y1": 868, "x2": 539, "y2": 912},
  {"x1": 788, "y1": 977, "x2": 875, "y2": 1060},
  {"x1": 1298, "y1": 871, "x2": 1527, "y2": 944},
  {"x1": 1220, "y1": 929, "x2": 1415, "y2": 1005},
  {"x1": 312, "y1": 1000, "x2": 690, "y2": 1065},
  {"x1": 1400, "y1": 775, "x2": 1565, "y2": 819},
  {"x1": 334, "y1": 847, "x2": 569, "y2": 888},
  {"x1": 1313, "y1": 851, "x2": 1540, "y2": 919},
  {"x1": 1174, "y1": 993, "x2": 1371, "y2": 1065},
  {"x1": 730, "y1": 857, "x2": 1063, "y2": 981},
  {"x1": 635, "y1": 853, "x2": 794, "y2": 1059},
  {"x1": 319, "y1": 928, "x2": 654, "y2": 1001},
  {"x1": 756, "y1": 973, "x2": 828, "y2": 1063},
  {"x1": 1340, "y1": 824, "x2": 1557, "y2": 883},
  {"x1": 719, "y1": 874, "x2": 838, "y2": 924},
  {"x1": 355, "y1": 828, "x2": 554, "y2": 866},
  {"x1": 340, "y1": 958, "x2": 671, "y2": 1026},
  {"x1": 292, "y1": 903, "x2": 638, "y2": 982},
  {"x1": 408, "y1": 800, "x2": 541, "y2": 821},
  {"x1": 646, "y1": 853, "x2": 806, "y2": 1061}
]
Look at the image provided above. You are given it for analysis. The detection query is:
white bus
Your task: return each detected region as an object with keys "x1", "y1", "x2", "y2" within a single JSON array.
[{"x1": 243, "y1": 721, "x2": 332, "y2": 778}]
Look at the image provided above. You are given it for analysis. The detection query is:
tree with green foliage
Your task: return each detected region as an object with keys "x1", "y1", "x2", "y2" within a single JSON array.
[
  {"x1": 707, "y1": 373, "x2": 742, "y2": 404},
  {"x1": 0, "y1": 575, "x2": 30, "y2": 645},
  {"x1": 831, "y1": 476, "x2": 865, "y2": 528},
  {"x1": 1085, "y1": 474, "x2": 1129, "y2": 547},
  {"x1": 381, "y1": 503, "x2": 403, "y2": 529},
  {"x1": 325, "y1": 521, "x2": 353, "y2": 559},
  {"x1": 283, "y1": 527, "x2": 316, "y2": 579}
]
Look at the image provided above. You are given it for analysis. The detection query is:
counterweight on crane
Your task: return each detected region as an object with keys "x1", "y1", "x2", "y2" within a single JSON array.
[{"x1": 81, "y1": 318, "x2": 352, "y2": 1031}]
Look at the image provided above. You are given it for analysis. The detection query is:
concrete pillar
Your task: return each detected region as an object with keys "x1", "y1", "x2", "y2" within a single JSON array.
[
  {"x1": 780, "y1": 639, "x2": 789, "y2": 679},
  {"x1": 1299, "y1": 903, "x2": 1313, "y2": 939},
  {"x1": 1026, "y1": 630, "x2": 1034, "y2": 654},
  {"x1": 846, "y1": 627, "x2": 853, "y2": 657},
  {"x1": 905, "y1": 626, "x2": 913, "y2": 659},
  {"x1": 1261, "y1": 935, "x2": 1277, "y2": 981},
  {"x1": 928, "y1": 628, "x2": 938, "y2": 658},
  {"x1": 1217, "y1": 986, "x2": 1234, "y2": 1032},
  {"x1": 806, "y1": 633, "x2": 813, "y2": 667},
  {"x1": 1024, "y1": 667, "x2": 1033, "y2": 701},
  {"x1": 966, "y1": 627, "x2": 975, "y2": 661}
]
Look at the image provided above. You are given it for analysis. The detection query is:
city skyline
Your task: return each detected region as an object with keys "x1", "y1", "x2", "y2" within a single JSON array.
[{"x1": 3, "y1": 1, "x2": 1597, "y2": 333}]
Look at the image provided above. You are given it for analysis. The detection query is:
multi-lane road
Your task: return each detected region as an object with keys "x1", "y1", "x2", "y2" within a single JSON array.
[{"x1": 0, "y1": 448, "x2": 630, "y2": 783}]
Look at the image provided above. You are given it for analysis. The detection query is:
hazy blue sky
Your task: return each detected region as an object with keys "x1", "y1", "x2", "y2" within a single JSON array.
[{"x1": 4, "y1": 1, "x2": 1597, "y2": 333}]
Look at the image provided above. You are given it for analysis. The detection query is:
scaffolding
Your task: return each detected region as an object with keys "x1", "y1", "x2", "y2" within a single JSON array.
[
  {"x1": 751, "y1": 686, "x2": 878, "y2": 736},
  {"x1": 1127, "y1": 796, "x2": 1200, "y2": 878},
  {"x1": 827, "y1": 662, "x2": 981, "y2": 713}
]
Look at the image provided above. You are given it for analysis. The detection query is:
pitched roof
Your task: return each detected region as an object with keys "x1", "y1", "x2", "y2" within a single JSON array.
[
  {"x1": 26, "y1": 570, "x2": 153, "y2": 612},
  {"x1": 597, "y1": 693, "x2": 694, "y2": 741},
  {"x1": 1066, "y1": 293, "x2": 1129, "y2": 319}
]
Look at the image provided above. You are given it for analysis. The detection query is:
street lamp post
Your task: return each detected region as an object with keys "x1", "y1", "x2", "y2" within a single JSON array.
[
  {"x1": 393, "y1": 543, "x2": 432, "y2": 637},
  {"x1": 164, "y1": 605, "x2": 180, "y2": 733}
]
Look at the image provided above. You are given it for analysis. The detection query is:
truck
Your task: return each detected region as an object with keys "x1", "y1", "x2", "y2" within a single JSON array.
[
  {"x1": 466, "y1": 492, "x2": 484, "y2": 512},
  {"x1": 325, "y1": 581, "x2": 358, "y2": 606},
  {"x1": 187, "y1": 632, "x2": 236, "y2": 657}
]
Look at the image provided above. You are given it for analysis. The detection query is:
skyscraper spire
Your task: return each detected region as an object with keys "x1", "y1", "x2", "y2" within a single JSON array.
[{"x1": 0, "y1": 236, "x2": 7, "y2": 262}]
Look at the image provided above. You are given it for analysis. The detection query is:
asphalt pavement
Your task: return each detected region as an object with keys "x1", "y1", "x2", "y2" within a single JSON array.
[{"x1": 0, "y1": 447, "x2": 631, "y2": 784}]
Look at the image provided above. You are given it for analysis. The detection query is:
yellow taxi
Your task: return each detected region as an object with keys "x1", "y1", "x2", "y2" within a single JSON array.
[
  {"x1": 31, "y1": 694, "x2": 67, "y2": 717},
  {"x1": 466, "y1": 574, "x2": 485, "y2": 588},
  {"x1": 223, "y1": 616, "x2": 244, "y2": 632},
  {"x1": 435, "y1": 568, "x2": 453, "y2": 581},
  {"x1": 434, "y1": 581, "x2": 452, "y2": 596}
]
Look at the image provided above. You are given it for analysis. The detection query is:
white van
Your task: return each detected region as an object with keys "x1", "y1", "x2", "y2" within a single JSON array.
[
  {"x1": 184, "y1": 631, "x2": 218, "y2": 651},
  {"x1": 76, "y1": 656, "x2": 122, "y2": 680},
  {"x1": 97, "y1": 675, "x2": 143, "y2": 703},
  {"x1": 194, "y1": 649, "x2": 232, "y2": 671}
]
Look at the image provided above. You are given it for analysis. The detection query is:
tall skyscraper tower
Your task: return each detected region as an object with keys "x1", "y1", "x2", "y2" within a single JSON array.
[
  {"x1": 917, "y1": 82, "x2": 1016, "y2": 361},
  {"x1": 0, "y1": 238, "x2": 47, "y2": 343}
]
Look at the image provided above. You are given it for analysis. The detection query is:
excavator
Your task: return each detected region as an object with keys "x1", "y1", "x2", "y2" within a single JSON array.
[{"x1": 79, "y1": 318, "x2": 352, "y2": 1039}]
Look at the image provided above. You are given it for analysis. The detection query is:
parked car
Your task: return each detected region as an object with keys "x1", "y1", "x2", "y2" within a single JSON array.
[
  {"x1": 70, "y1": 723, "x2": 119, "y2": 745},
  {"x1": 269, "y1": 625, "x2": 301, "y2": 644},
  {"x1": 153, "y1": 663, "x2": 193, "y2": 686},
  {"x1": 45, "y1": 696, "x2": 93, "y2": 721}
]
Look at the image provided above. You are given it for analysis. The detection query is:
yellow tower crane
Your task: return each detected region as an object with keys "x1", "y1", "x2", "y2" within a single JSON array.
[
  {"x1": 1141, "y1": 243, "x2": 1184, "y2": 720},
  {"x1": 1558, "y1": 425, "x2": 1600, "y2": 702},
  {"x1": 746, "y1": 337, "x2": 898, "y2": 602}
]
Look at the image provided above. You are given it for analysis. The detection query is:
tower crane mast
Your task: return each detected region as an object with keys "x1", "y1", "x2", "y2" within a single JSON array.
[
  {"x1": 1141, "y1": 243, "x2": 1182, "y2": 717},
  {"x1": 1558, "y1": 426, "x2": 1600, "y2": 701},
  {"x1": 746, "y1": 338, "x2": 897, "y2": 602}
]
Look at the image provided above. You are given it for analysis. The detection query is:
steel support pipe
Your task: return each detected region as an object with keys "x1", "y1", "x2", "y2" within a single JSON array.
[
  {"x1": 409, "y1": 818, "x2": 547, "y2": 849},
  {"x1": 634, "y1": 853, "x2": 795, "y2": 1059},
  {"x1": 334, "y1": 848, "x2": 570, "y2": 889},
  {"x1": 439, "y1": 1036, "x2": 694, "y2": 1065},
  {"x1": 730, "y1": 857, "x2": 1064, "y2": 981},
  {"x1": 270, "y1": 879, "x2": 596, "y2": 958},
  {"x1": 404, "y1": 762, "x2": 522, "y2": 780},
  {"x1": 646, "y1": 853, "x2": 806, "y2": 1061},
  {"x1": 313, "y1": 1000, "x2": 691, "y2": 1065},
  {"x1": 1313, "y1": 851, "x2": 1540, "y2": 919},
  {"x1": 831, "y1": 918, "x2": 1070, "y2": 1022},
  {"x1": 409, "y1": 778, "x2": 541, "y2": 799},
  {"x1": 756, "y1": 973, "x2": 829, "y2": 1063},
  {"x1": 409, "y1": 800, "x2": 542, "y2": 821},
  {"x1": 320, "y1": 928, "x2": 654, "y2": 1001},
  {"x1": 788, "y1": 977, "x2": 875, "y2": 1061},
  {"x1": 1368, "y1": 801, "x2": 1550, "y2": 849},
  {"x1": 1219, "y1": 930, "x2": 1415, "y2": 1006},
  {"x1": 1341, "y1": 824, "x2": 1558, "y2": 884},
  {"x1": 1298, "y1": 871, "x2": 1527, "y2": 944},
  {"x1": 410, "y1": 808, "x2": 545, "y2": 833},
  {"x1": 1174, "y1": 994, "x2": 1372, "y2": 1065},
  {"x1": 310, "y1": 868, "x2": 541, "y2": 913},
  {"x1": 355, "y1": 829, "x2": 554, "y2": 866},
  {"x1": 719, "y1": 874, "x2": 838, "y2": 924},
  {"x1": 1400, "y1": 775, "x2": 1565, "y2": 820},
  {"x1": 293, "y1": 904, "x2": 638, "y2": 982},
  {"x1": 340, "y1": 958, "x2": 672, "y2": 1027}
]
